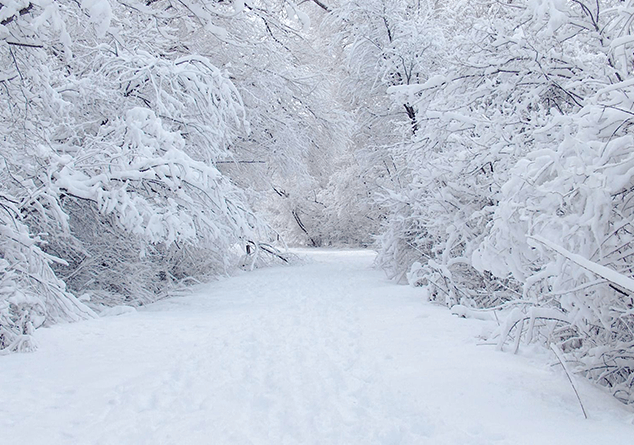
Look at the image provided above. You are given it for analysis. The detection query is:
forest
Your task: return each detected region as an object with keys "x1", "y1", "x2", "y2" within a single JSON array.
[{"x1": 1, "y1": 0, "x2": 634, "y2": 406}]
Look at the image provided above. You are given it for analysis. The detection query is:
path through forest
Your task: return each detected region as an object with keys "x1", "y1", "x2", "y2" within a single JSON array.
[{"x1": 1, "y1": 249, "x2": 633, "y2": 444}]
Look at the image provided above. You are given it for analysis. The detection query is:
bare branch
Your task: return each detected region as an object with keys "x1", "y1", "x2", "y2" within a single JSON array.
[
  {"x1": 6, "y1": 41, "x2": 43, "y2": 48},
  {"x1": 1, "y1": 3, "x2": 34, "y2": 26},
  {"x1": 309, "y1": 0, "x2": 331, "y2": 13}
]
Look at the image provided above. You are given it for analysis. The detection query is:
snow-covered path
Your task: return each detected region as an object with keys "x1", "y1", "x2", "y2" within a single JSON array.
[{"x1": 1, "y1": 249, "x2": 633, "y2": 444}]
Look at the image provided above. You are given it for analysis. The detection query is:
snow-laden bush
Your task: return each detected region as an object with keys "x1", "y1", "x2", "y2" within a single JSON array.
[
  {"x1": 369, "y1": 0, "x2": 634, "y2": 403},
  {"x1": 468, "y1": 0, "x2": 634, "y2": 404},
  {"x1": 475, "y1": 88, "x2": 634, "y2": 403},
  {"x1": 0, "y1": 199, "x2": 95, "y2": 353},
  {"x1": 40, "y1": 104, "x2": 262, "y2": 307},
  {"x1": 377, "y1": 0, "x2": 584, "y2": 298}
]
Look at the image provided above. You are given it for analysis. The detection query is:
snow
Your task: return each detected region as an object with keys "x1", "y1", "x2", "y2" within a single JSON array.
[
  {"x1": 80, "y1": 0, "x2": 112, "y2": 37},
  {"x1": 1, "y1": 249, "x2": 632, "y2": 444},
  {"x1": 530, "y1": 235, "x2": 634, "y2": 293}
]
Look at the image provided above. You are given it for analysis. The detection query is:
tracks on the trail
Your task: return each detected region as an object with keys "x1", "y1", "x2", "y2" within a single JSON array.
[{"x1": 1, "y1": 249, "x2": 633, "y2": 445}]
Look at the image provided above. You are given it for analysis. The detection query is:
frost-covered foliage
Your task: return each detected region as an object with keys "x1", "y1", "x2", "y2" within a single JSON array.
[{"x1": 331, "y1": 0, "x2": 634, "y2": 403}]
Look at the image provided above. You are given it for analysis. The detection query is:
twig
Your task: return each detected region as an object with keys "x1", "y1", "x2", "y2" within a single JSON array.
[
  {"x1": 550, "y1": 343, "x2": 588, "y2": 419},
  {"x1": 6, "y1": 41, "x2": 43, "y2": 48},
  {"x1": 309, "y1": 0, "x2": 331, "y2": 12}
]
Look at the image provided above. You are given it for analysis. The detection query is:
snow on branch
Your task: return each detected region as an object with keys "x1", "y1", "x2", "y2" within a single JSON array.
[{"x1": 529, "y1": 235, "x2": 634, "y2": 294}]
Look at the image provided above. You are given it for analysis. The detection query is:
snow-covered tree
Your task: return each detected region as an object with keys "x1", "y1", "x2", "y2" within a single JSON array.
[
  {"x1": 317, "y1": 0, "x2": 449, "y2": 246},
  {"x1": 0, "y1": 0, "x2": 357, "y2": 351},
  {"x1": 368, "y1": 0, "x2": 634, "y2": 403},
  {"x1": 0, "y1": 0, "x2": 274, "y2": 348},
  {"x1": 472, "y1": 0, "x2": 634, "y2": 403}
]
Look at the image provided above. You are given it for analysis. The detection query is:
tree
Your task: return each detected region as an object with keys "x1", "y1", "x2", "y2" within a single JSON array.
[
  {"x1": 0, "y1": 0, "x2": 270, "y2": 348},
  {"x1": 368, "y1": 0, "x2": 634, "y2": 403},
  {"x1": 0, "y1": 0, "x2": 354, "y2": 350}
]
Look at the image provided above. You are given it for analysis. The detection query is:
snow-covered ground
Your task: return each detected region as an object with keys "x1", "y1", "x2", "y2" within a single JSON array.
[{"x1": 1, "y1": 249, "x2": 633, "y2": 444}]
